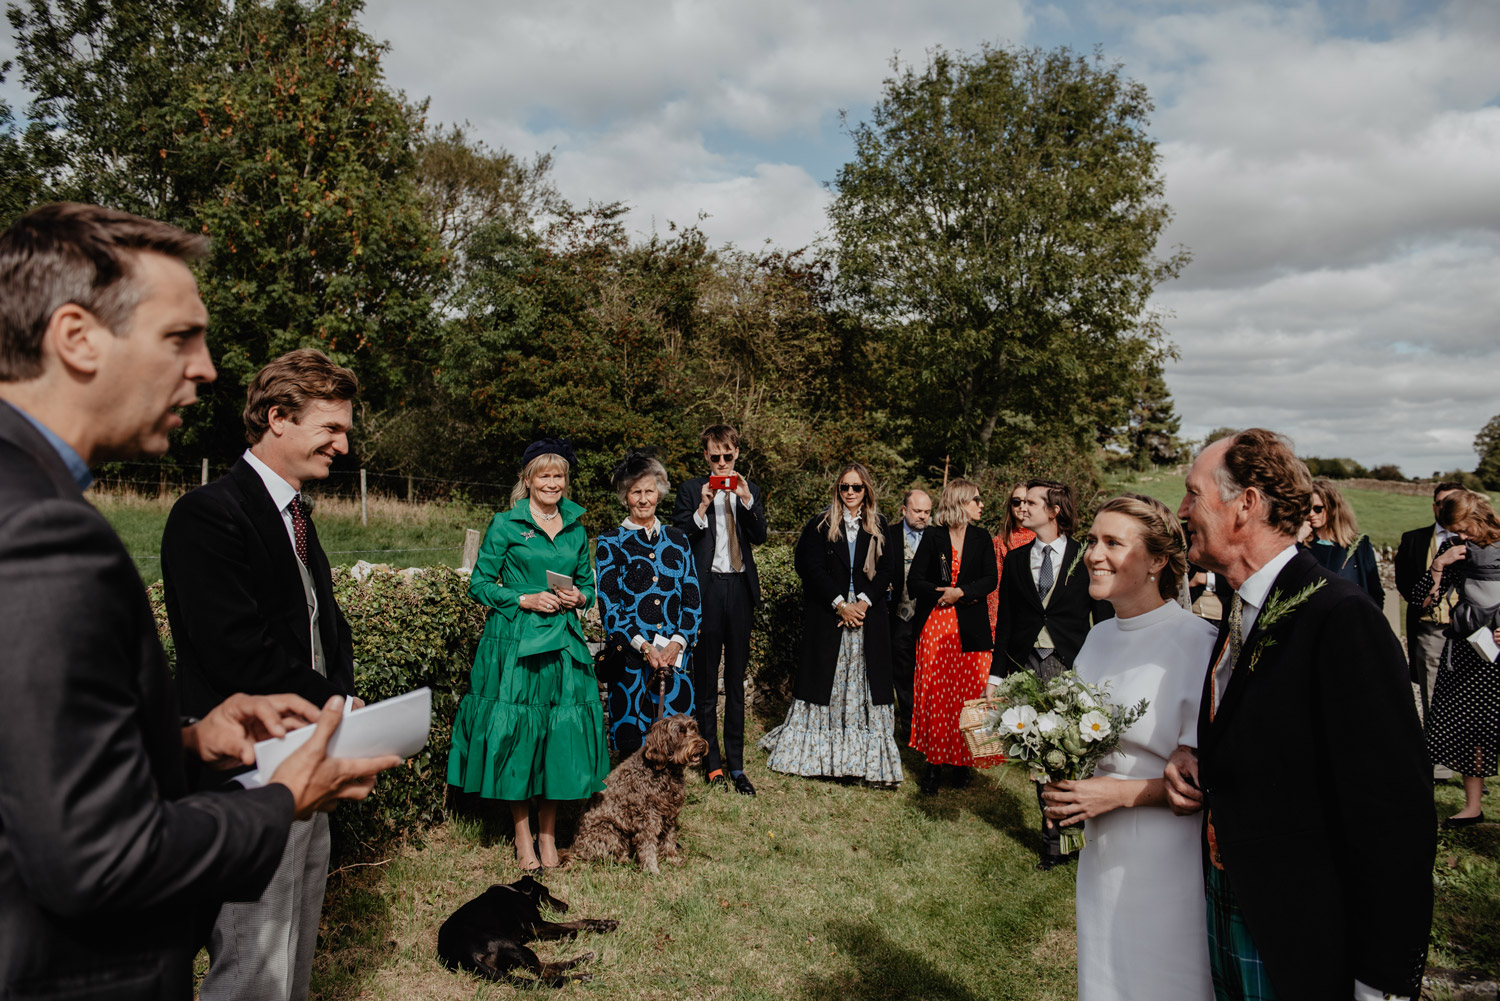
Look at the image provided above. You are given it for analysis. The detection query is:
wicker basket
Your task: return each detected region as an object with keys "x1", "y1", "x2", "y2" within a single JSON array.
[{"x1": 957, "y1": 697, "x2": 1008, "y2": 759}]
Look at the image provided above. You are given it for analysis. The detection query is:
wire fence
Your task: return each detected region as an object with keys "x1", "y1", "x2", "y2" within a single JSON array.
[{"x1": 90, "y1": 460, "x2": 519, "y2": 507}]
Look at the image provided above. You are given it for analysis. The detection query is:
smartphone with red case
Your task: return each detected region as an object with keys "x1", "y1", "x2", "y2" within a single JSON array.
[{"x1": 709, "y1": 474, "x2": 739, "y2": 491}]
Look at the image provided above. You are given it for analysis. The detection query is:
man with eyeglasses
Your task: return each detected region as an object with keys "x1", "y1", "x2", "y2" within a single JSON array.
[
  {"x1": 1395, "y1": 480, "x2": 1466, "y2": 750},
  {"x1": 886, "y1": 488, "x2": 932, "y2": 744},
  {"x1": 673, "y1": 424, "x2": 767, "y2": 795}
]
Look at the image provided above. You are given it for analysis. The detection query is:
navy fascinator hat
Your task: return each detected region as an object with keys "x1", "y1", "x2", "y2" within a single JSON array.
[
  {"x1": 521, "y1": 437, "x2": 578, "y2": 470},
  {"x1": 610, "y1": 449, "x2": 657, "y2": 493}
]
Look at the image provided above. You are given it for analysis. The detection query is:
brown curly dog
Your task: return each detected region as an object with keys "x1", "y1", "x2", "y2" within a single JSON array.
[{"x1": 569, "y1": 715, "x2": 708, "y2": 874}]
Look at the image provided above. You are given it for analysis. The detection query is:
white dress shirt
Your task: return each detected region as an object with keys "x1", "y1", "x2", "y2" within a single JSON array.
[
  {"x1": 242, "y1": 448, "x2": 302, "y2": 554},
  {"x1": 692, "y1": 487, "x2": 754, "y2": 574}
]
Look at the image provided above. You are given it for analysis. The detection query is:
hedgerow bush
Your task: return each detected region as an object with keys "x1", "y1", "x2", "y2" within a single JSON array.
[{"x1": 146, "y1": 548, "x2": 806, "y2": 860}]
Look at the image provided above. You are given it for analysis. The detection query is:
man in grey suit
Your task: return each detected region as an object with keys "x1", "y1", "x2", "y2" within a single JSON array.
[{"x1": 0, "y1": 202, "x2": 397, "y2": 1000}]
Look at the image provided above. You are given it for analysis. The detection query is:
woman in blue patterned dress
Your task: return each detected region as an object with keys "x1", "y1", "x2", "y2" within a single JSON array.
[{"x1": 595, "y1": 452, "x2": 702, "y2": 755}]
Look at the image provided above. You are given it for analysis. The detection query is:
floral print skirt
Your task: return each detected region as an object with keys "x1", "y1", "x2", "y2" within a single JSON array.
[{"x1": 759, "y1": 624, "x2": 904, "y2": 786}]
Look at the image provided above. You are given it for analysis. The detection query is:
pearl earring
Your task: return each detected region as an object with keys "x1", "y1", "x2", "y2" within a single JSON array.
[{"x1": 1148, "y1": 574, "x2": 1156, "y2": 581}]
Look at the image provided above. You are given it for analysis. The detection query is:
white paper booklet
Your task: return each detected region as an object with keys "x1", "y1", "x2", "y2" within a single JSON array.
[
  {"x1": 238, "y1": 687, "x2": 432, "y2": 789},
  {"x1": 1468, "y1": 625, "x2": 1500, "y2": 664}
]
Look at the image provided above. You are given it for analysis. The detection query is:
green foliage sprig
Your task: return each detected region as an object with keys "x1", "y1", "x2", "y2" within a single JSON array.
[{"x1": 1247, "y1": 579, "x2": 1326, "y2": 671}]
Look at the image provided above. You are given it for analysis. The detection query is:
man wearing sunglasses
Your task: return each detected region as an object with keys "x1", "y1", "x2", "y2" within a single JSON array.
[{"x1": 673, "y1": 424, "x2": 767, "y2": 795}]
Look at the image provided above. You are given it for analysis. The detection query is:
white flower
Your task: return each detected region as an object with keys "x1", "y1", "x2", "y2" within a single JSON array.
[
  {"x1": 1076, "y1": 690, "x2": 1098, "y2": 710},
  {"x1": 1034, "y1": 711, "x2": 1063, "y2": 735},
  {"x1": 1001, "y1": 705, "x2": 1038, "y2": 735},
  {"x1": 1078, "y1": 710, "x2": 1111, "y2": 742}
]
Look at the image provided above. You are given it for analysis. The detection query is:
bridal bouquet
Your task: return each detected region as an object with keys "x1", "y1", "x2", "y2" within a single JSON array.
[{"x1": 979, "y1": 671, "x2": 1148, "y2": 852}]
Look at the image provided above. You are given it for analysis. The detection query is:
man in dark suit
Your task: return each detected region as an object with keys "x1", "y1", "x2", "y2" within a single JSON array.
[
  {"x1": 0, "y1": 202, "x2": 394, "y2": 1000},
  {"x1": 1166, "y1": 429, "x2": 1433, "y2": 1001},
  {"x1": 886, "y1": 488, "x2": 931, "y2": 744},
  {"x1": 991, "y1": 479, "x2": 1111, "y2": 868},
  {"x1": 672, "y1": 423, "x2": 766, "y2": 796},
  {"x1": 1395, "y1": 480, "x2": 1464, "y2": 735},
  {"x1": 162, "y1": 349, "x2": 360, "y2": 1000}
]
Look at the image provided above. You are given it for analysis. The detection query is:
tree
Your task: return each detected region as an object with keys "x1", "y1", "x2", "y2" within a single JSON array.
[
  {"x1": 830, "y1": 44, "x2": 1189, "y2": 474},
  {"x1": 9, "y1": 0, "x2": 444, "y2": 458},
  {"x1": 1368, "y1": 464, "x2": 1405, "y2": 482},
  {"x1": 1476, "y1": 414, "x2": 1500, "y2": 490}
]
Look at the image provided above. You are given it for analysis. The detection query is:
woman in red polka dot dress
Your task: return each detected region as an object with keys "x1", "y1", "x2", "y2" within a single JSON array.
[{"x1": 908, "y1": 479, "x2": 1003, "y2": 794}]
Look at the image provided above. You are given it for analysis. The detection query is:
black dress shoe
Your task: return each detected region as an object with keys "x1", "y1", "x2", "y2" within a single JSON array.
[
  {"x1": 919, "y1": 764, "x2": 941, "y2": 795},
  {"x1": 1443, "y1": 812, "x2": 1485, "y2": 829},
  {"x1": 732, "y1": 773, "x2": 757, "y2": 796},
  {"x1": 706, "y1": 771, "x2": 728, "y2": 790},
  {"x1": 1035, "y1": 855, "x2": 1072, "y2": 871}
]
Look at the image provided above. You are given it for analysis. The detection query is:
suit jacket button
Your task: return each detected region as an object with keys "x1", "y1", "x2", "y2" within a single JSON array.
[{"x1": 654, "y1": 598, "x2": 661, "y2": 605}]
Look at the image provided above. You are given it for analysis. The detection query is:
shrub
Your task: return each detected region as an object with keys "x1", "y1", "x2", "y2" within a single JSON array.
[{"x1": 146, "y1": 556, "x2": 808, "y2": 860}]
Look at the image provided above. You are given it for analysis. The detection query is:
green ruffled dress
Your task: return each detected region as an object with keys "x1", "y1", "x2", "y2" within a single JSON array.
[{"x1": 447, "y1": 497, "x2": 609, "y2": 800}]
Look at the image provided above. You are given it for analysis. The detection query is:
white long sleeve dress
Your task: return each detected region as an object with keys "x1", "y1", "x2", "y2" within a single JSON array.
[{"x1": 1072, "y1": 599, "x2": 1217, "y2": 1001}]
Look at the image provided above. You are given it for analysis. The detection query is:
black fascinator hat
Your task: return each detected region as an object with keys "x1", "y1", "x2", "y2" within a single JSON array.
[
  {"x1": 521, "y1": 437, "x2": 578, "y2": 470},
  {"x1": 611, "y1": 449, "x2": 657, "y2": 493}
]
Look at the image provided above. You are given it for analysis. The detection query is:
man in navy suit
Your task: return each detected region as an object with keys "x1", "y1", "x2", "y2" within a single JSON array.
[
  {"x1": 1394, "y1": 480, "x2": 1464, "y2": 733},
  {"x1": 672, "y1": 423, "x2": 766, "y2": 795},
  {"x1": 162, "y1": 349, "x2": 362, "y2": 1001},
  {"x1": 1166, "y1": 429, "x2": 1432, "y2": 1001},
  {"x1": 0, "y1": 202, "x2": 393, "y2": 1000}
]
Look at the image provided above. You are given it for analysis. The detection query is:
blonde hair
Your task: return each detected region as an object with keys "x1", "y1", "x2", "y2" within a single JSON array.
[
  {"x1": 817, "y1": 462, "x2": 885, "y2": 577},
  {"x1": 933, "y1": 478, "x2": 980, "y2": 528},
  {"x1": 1092, "y1": 493, "x2": 1189, "y2": 600},
  {"x1": 510, "y1": 453, "x2": 570, "y2": 506},
  {"x1": 1310, "y1": 477, "x2": 1359, "y2": 547}
]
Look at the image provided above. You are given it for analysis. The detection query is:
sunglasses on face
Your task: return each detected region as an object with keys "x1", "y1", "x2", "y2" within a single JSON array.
[
  {"x1": 839, "y1": 483, "x2": 865, "y2": 493},
  {"x1": 1311, "y1": 505, "x2": 1325, "y2": 514},
  {"x1": 708, "y1": 453, "x2": 734, "y2": 463},
  {"x1": 1010, "y1": 498, "x2": 1024, "y2": 507}
]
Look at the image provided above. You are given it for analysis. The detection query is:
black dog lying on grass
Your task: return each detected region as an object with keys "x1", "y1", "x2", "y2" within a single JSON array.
[{"x1": 436, "y1": 876, "x2": 618, "y2": 986}]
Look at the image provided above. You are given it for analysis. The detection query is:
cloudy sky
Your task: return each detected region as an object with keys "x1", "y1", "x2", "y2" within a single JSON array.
[{"x1": 353, "y1": 0, "x2": 1498, "y2": 477}]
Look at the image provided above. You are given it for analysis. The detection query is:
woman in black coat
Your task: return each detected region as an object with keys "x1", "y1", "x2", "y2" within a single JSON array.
[
  {"x1": 760, "y1": 463, "x2": 904, "y2": 785},
  {"x1": 906, "y1": 478, "x2": 1001, "y2": 794}
]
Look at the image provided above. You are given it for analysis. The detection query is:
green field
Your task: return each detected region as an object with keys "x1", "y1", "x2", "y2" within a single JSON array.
[
  {"x1": 95, "y1": 491, "x2": 492, "y2": 580},
  {"x1": 1107, "y1": 471, "x2": 1432, "y2": 549}
]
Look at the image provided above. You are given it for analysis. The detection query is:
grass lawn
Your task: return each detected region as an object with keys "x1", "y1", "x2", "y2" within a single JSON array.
[
  {"x1": 91, "y1": 490, "x2": 491, "y2": 580},
  {"x1": 1107, "y1": 471, "x2": 1432, "y2": 549},
  {"x1": 309, "y1": 732, "x2": 1080, "y2": 1001}
]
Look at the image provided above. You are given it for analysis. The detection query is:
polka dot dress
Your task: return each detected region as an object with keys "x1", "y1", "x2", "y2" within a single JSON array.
[
  {"x1": 1421, "y1": 546, "x2": 1500, "y2": 778},
  {"x1": 911, "y1": 547, "x2": 1003, "y2": 768}
]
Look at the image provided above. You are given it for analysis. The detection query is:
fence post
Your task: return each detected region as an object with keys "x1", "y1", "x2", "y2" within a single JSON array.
[
  {"x1": 201, "y1": 458, "x2": 209, "y2": 485},
  {"x1": 461, "y1": 528, "x2": 481, "y2": 571},
  {"x1": 407, "y1": 474, "x2": 413, "y2": 502},
  {"x1": 360, "y1": 468, "x2": 368, "y2": 526}
]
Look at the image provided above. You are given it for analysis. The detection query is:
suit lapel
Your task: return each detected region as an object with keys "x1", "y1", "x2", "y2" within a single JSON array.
[
  {"x1": 228, "y1": 459, "x2": 305, "y2": 598},
  {"x1": 1208, "y1": 551, "x2": 1321, "y2": 738}
]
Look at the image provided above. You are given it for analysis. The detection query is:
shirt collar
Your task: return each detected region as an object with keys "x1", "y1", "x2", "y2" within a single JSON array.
[
  {"x1": 903, "y1": 520, "x2": 923, "y2": 541},
  {"x1": 1032, "y1": 535, "x2": 1067, "y2": 559},
  {"x1": 1236, "y1": 544, "x2": 1299, "y2": 611},
  {"x1": 11, "y1": 404, "x2": 92, "y2": 490},
  {"x1": 1435, "y1": 523, "x2": 1455, "y2": 544},
  {"x1": 242, "y1": 448, "x2": 301, "y2": 513},
  {"x1": 622, "y1": 516, "x2": 659, "y2": 538}
]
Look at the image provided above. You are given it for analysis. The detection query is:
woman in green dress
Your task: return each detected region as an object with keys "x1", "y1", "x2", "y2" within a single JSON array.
[{"x1": 448, "y1": 439, "x2": 609, "y2": 870}]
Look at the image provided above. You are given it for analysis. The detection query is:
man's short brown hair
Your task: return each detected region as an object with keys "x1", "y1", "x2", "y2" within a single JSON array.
[
  {"x1": 243, "y1": 349, "x2": 359, "y2": 445},
  {"x1": 1215, "y1": 428, "x2": 1313, "y2": 538},
  {"x1": 1433, "y1": 480, "x2": 1465, "y2": 499},
  {"x1": 0, "y1": 202, "x2": 208, "y2": 381},
  {"x1": 700, "y1": 423, "x2": 740, "y2": 450}
]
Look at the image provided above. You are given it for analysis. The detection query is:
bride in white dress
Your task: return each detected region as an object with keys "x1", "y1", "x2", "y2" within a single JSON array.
[{"x1": 1041, "y1": 494, "x2": 1216, "y2": 1001}]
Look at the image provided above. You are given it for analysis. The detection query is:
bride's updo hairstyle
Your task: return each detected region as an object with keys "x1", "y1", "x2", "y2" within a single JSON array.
[{"x1": 1094, "y1": 493, "x2": 1189, "y2": 601}]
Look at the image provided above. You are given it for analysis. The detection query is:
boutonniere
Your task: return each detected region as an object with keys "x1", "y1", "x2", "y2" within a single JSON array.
[
  {"x1": 1341, "y1": 533, "x2": 1368, "y2": 569},
  {"x1": 1064, "y1": 543, "x2": 1087, "y2": 584},
  {"x1": 1247, "y1": 579, "x2": 1326, "y2": 670},
  {"x1": 521, "y1": 529, "x2": 537, "y2": 541}
]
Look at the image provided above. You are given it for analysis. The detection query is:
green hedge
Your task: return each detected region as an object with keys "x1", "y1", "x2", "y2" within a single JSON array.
[{"x1": 145, "y1": 544, "x2": 802, "y2": 860}]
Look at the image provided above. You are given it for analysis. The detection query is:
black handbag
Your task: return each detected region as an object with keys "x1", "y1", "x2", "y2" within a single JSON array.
[{"x1": 593, "y1": 640, "x2": 645, "y2": 686}]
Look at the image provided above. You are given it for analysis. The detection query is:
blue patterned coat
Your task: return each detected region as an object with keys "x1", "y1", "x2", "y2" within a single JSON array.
[{"x1": 595, "y1": 523, "x2": 702, "y2": 752}]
